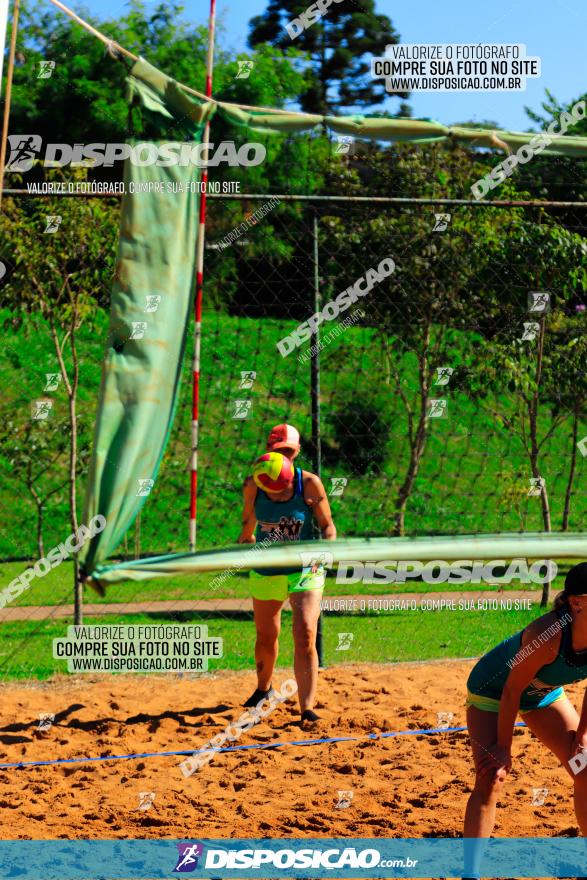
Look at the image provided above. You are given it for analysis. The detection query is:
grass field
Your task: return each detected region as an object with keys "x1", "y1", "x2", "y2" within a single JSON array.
[
  {"x1": 1, "y1": 307, "x2": 583, "y2": 683},
  {"x1": 1, "y1": 308, "x2": 584, "y2": 565},
  {"x1": 0, "y1": 607, "x2": 539, "y2": 680}
]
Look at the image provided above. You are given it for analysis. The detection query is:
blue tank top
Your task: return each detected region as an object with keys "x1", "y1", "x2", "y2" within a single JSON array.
[
  {"x1": 253, "y1": 467, "x2": 314, "y2": 576},
  {"x1": 468, "y1": 604, "x2": 587, "y2": 710}
]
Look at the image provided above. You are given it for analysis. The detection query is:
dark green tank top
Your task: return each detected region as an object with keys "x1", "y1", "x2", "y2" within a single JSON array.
[
  {"x1": 253, "y1": 467, "x2": 314, "y2": 576},
  {"x1": 468, "y1": 604, "x2": 587, "y2": 710}
]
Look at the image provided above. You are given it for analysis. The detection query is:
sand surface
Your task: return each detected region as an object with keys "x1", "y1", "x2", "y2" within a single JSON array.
[{"x1": 0, "y1": 661, "x2": 581, "y2": 842}]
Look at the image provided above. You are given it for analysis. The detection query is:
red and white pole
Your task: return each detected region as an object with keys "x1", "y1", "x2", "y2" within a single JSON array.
[
  {"x1": 189, "y1": 0, "x2": 216, "y2": 551},
  {"x1": 0, "y1": 0, "x2": 20, "y2": 209}
]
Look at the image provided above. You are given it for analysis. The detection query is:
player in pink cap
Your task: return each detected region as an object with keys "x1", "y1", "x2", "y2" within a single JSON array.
[
  {"x1": 266, "y1": 423, "x2": 301, "y2": 453},
  {"x1": 238, "y1": 423, "x2": 336, "y2": 725}
]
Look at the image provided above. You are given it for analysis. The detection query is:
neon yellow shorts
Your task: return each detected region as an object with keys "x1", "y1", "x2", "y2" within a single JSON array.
[
  {"x1": 249, "y1": 568, "x2": 325, "y2": 602},
  {"x1": 466, "y1": 687, "x2": 566, "y2": 715}
]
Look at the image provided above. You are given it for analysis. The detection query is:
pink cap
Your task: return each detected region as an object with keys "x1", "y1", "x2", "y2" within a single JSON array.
[{"x1": 266, "y1": 423, "x2": 300, "y2": 451}]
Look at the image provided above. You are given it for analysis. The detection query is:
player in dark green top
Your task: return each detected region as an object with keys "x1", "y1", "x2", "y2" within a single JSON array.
[{"x1": 464, "y1": 562, "x2": 587, "y2": 869}]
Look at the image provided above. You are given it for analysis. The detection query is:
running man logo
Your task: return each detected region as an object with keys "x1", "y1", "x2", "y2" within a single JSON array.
[
  {"x1": 437, "y1": 711, "x2": 454, "y2": 730},
  {"x1": 528, "y1": 291, "x2": 550, "y2": 313},
  {"x1": 130, "y1": 322, "x2": 147, "y2": 340},
  {"x1": 329, "y1": 477, "x2": 348, "y2": 496},
  {"x1": 428, "y1": 399, "x2": 447, "y2": 419},
  {"x1": 38, "y1": 61, "x2": 56, "y2": 79},
  {"x1": 233, "y1": 399, "x2": 252, "y2": 419},
  {"x1": 432, "y1": 213, "x2": 451, "y2": 232},
  {"x1": 335, "y1": 789, "x2": 354, "y2": 809},
  {"x1": 531, "y1": 787, "x2": 548, "y2": 805},
  {"x1": 520, "y1": 322, "x2": 539, "y2": 342},
  {"x1": 528, "y1": 477, "x2": 545, "y2": 497},
  {"x1": 299, "y1": 551, "x2": 333, "y2": 571},
  {"x1": 136, "y1": 791, "x2": 155, "y2": 811},
  {"x1": 137, "y1": 479, "x2": 154, "y2": 497},
  {"x1": 239, "y1": 371, "x2": 256, "y2": 389},
  {"x1": 5, "y1": 134, "x2": 42, "y2": 172},
  {"x1": 335, "y1": 136, "x2": 354, "y2": 155},
  {"x1": 434, "y1": 367, "x2": 454, "y2": 386},
  {"x1": 44, "y1": 373, "x2": 61, "y2": 392},
  {"x1": 37, "y1": 712, "x2": 54, "y2": 731},
  {"x1": 236, "y1": 60, "x2": 254, "y2": 79},
  {"x1": 44, "y1": 215, "x2": 62, "y2": 233},
  {"x1": 144, "y1": 295, "x2": 162, "y2": 313},
  {"x1": 174, "y1": 843, "x2": 204, "y2": 873},
  {"x1": 31, "y1": 399, "x2": 53, "y2": 421},
  {"x1": 336, "y1": 632, "x2": 354, "y2": 651}
]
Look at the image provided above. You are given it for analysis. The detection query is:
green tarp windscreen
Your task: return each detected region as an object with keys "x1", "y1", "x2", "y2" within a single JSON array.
[{"x1": 79, "y1": 151, "x2": 200, "y2": 581}]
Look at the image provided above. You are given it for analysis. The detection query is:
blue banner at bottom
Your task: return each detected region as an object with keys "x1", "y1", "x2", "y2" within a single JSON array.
[{"x1": 0, "y1": 838, "x2": 585, "y2": 878}]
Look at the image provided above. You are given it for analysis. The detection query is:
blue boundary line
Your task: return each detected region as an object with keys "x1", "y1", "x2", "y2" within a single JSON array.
[{"x1": 0, "y1": 722, "x2": 527, "y2": 770}]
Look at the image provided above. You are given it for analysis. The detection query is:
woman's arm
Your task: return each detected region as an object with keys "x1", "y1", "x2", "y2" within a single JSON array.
[
  {"x1": 237, "y1": 476, "x2": 257, "y2": 544},
  {"x1": 482, "y1": 614, "x2": 561, "y2": 775},
  {"x1": 303, "y1": 473, "x2": 336, "y2": 540}
]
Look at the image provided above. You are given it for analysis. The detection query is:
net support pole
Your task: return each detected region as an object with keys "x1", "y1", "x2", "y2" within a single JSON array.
[
  {"x1": 310, "y1": 210, "x2": 324, "y2": 668},
  {"x1": 0, "y1": 0, "x2": 20, "y2": 211},
  {"x1": 189, "y1": 0, "x2": 216, "y2": 551},
  {"x1": 0, "y1": 0, "x2": 9, "y2": 93}
]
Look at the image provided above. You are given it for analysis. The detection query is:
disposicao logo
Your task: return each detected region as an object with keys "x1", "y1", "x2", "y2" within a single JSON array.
[{"x1": 5, "y1": 135, "x2": 266, "y2": 171}]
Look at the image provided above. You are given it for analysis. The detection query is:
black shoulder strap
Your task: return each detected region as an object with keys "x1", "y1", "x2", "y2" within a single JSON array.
[{"x1": 294, "y1": 467, "x2": 303, "y2": 497}]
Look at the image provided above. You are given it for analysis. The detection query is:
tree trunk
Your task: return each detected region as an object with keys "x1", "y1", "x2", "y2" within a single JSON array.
[
  {"x1": 36, "y1": 502, "x2": 44, "y2": 559},
  {"x1": 394, "y1": 404, "x2": 429, "y2": 536},
  {"x1": 28, "y1": 477, "x2": 44, "y2": 559},
  {"x1": 528, "y1": 435, "x2": 551, "y2": 532},
  {"x1": 50, "y1": 310, "x2": 81, "y2": 623},
  {"x1": 394, "y1": 324, "x2": 431, "y2": 536},
  {"x1": 68, "y1": 385, "x2": 82, "y2": 624},
  {"x1": 562, "y1": 408, "x2": 579, "y2": 531},
  {"x1": 135, "y1": 510, "x2": 141, "y2": 560},
  {"x1": 319, "y1": 20, "x2": 327, "y2": 115}
]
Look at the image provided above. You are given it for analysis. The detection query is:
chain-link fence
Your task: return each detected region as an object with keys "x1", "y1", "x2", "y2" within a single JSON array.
[
  {"x1": 165, "y1": 196, "x2": 587, "y2": 545},
  {"x1": 0, "y1": 193, "x2": 586, "y2": 678}
]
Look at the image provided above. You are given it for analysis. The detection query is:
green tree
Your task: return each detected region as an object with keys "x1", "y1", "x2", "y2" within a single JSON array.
[
  {"x1": 0, "y1": 414, "x2": 68, "y2": 557},
  {"x1": 8, "y1": 1, "x2": 321, "y2": 202},
  {"x1": 248, "y1": 0, "x2": 406, "y2": 115},
  {"x1": 475, "y1": 221, "x2": 587, "y2": 603},
  {"x1": 315, "y1": 143, "x2": 517, "y2": 533},
  {"x1": 519, "y1": 89, "x2": 587, "y2": 211},
  {"x1": 0, "y1": 170, "x2": 118, "y2": 621},
  {"x1": 545, "y1": 316, "x2": 587, "y2": 531},
  {"x1": 311, "y1": 143, "x2": 587, "y2": 545},
  {"x1": 9, "y1": 1, "x2": 307, "y2": 147}
]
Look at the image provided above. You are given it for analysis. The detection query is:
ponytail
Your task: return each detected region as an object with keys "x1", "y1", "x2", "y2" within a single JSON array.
[{"x1": 553, "y1": 591, "x2": 567, "y2": 612}]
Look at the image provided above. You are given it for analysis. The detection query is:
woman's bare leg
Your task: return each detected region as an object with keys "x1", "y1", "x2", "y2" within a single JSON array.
[
  {"x1": 523, "y1": 696, "x2": 587, "y2": 833},
  {"x1": 464, "y1": 706, "x2": 506, "y2": 839},
  {"x1": 252, "y1": 598, "x2": 283, "y2": 690},
  {"x1": 289, "y1": 589, "x2": 322, "y2": 713}
]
